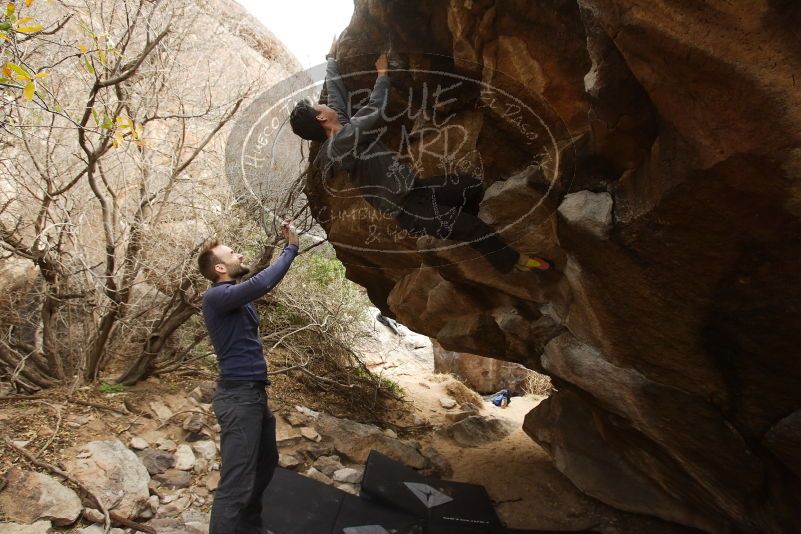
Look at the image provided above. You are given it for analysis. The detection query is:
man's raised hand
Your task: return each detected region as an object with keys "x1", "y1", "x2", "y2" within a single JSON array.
[{"x1": 281, "y1": 218, "x2": 299, "y2": 247}]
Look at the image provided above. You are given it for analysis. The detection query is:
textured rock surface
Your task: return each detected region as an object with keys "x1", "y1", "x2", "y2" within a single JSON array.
[
  {"x1": 0, "y1": 467, "x2": 82, "y2": 526},
  {"x1": 64, "y1": 439, "x2": 151, "y2": 519},
  {"x1": 432, "y1": 340, "x2": 531, "y2": 394},
  {"x1": 303, "y1": 0, "x2": 801, "y2": 530}
]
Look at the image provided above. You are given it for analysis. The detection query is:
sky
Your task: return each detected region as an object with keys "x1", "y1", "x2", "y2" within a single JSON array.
[{"x1": 236, "y1": 0, "x2": 355, "y2": 68}]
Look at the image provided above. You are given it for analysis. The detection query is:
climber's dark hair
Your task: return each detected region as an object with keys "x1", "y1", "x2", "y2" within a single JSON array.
[{"x1": 289, "y1": 99, "x2": 326, "y2": 142}]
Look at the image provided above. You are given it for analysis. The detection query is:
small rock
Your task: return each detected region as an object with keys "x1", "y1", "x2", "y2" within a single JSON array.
[
  {"x1": 174, "y1": 444, "x2": 196, "y2": 470},
  {"x1": 191, "y1": 440, "x2": 217, "y2": 462},
  {"x1": 444, "y1": 415, "x2": 514, "y2": 447},
  {"x1": 11, "y1": 440, "x2": 30, "y2": 448},
  {"x1": 337, "y1": 483, "x2": 360, "y2": 495},
  {"x1": 195, "y1": 486, "x2": 209, "y2": 497},
  {"x1": 439, "y1": 397, "x2": 457, "y2": 409},
  {"x1": 557, "y1": 190, "x2": 614, "y2": 238},
  {"x1": 383, "y1": 428, "x2": 398, "y2": 439},
  {"x1": 300, "y1": 426, "x2": 321, "y2": 442},
  {"x1": 304, "y1": 467, "x2": 333, "y2": 485},
  {"x1": 147, "y1": 494, "x2": 160, "y2": 514},
  {"x1": 149, "y1": 401, "x2": 173, "y2": 420},
  {"x1": 0, "y1": 521, "x2": 51, "y2": 534},
  {"x1": 148, "y1": 518, "x2": 206, "y2": 534},
  {"x1": 159, "y1": 495, "x2": 191, "y2": 517},
  {"x1": 312, "y1": 455, "x2": 343, "y2": 477},
  {"x1": 284, "y1": 412, "x2": 307, "y2": 427},
  {"x1": 182, "y1": 413, "x2": 206, "y2": 433},
  {"x1": 296, "y1": 442, "x2": 335, "y2": 460},
  {"x1": 136, "y1": 448, "x2": 175, "y2": 475},
  {"x1": 295, "y1": 405, "x2": 319, "y2": 418},
  {"x1": 68, "y1": 414, "x2": 93, "y2": 425},
  {"x1": 188, "y1": 381, "x2": 216, "y2": 404},
  {"x1": 157, "y1": 438, "x2": 177, "y2": 451},
  {"x1": 275, "y1": 420, "x2": 303, "y2": 447},
  {"x1": 205, "y1": 471, "x2": 220, "y2": 491},
  {"x1": 130, "y1": 436, "x2": 149, "y2": 450},
  {"x1": 182, "y1": 510, "x2": 211, "y2": 525},
  {"x1": 193, "y1": 458, "x2": 208, "y2": 474},
  {"x1": 445, "y1": 409, "x2": 476, "y2": 423},
  {"x1": 279, "y1": 453, "x2": 303, "y2": 469},
  {"x1": 83, "y1": 508, "x2": 104, "y2": 523},
  {"x1": 154, "y1": 469, "x2": 192, "y2": 489},
  {"x1": 418, "y1": 382, "x2": 431, "y2": 389},
  {"x1": 333, "y1": 467, "x2": 364, "y2": 484}
]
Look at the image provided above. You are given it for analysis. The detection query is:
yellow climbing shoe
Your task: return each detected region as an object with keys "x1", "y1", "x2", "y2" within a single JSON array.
[{"x1": 514, "y1": 256, "x2": 552, "y2": 272}]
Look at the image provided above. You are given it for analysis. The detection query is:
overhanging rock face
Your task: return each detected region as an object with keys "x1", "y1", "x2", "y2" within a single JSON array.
[{"x1": 302, "y1": 1, "x2": 801, "y2": 531}]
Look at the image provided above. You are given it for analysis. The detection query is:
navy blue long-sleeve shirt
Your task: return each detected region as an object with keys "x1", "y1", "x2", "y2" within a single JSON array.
[{"x1": 202, "y1": 244, "x2": 299, "y2": 382}]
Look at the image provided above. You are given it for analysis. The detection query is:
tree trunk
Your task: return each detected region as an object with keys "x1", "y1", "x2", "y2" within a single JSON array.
[{"x1": 116, "y1": 299, "x2": 198, "y2": 385}]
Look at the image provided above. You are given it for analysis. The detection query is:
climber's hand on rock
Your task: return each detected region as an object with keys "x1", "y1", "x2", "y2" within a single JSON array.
[{"x1": 375, "y1": 52, "x2": 389, "y2": 77}]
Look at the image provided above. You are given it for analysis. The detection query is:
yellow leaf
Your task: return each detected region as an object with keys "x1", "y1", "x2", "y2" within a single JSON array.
[
  {"x1": 79, "y1": 44, "x2": 87, "y2": 54},
  {"x1": 6, "y1": 62, "x2": 30, "y2": 80},
  {"x1": 23, "y1": 80, "x2": 35, "y2": 100},
  {"x1": 33, "y1": 71, "x2": 48, "y2": 79},
  {"x1": 25, "y1": 0, "x2": 33, "y2": 6},
  {"x1": 2, "y1": 64, "x2": 11, "y2": 78},
  {"x1": 16, "y1": 17, "x2": 34, "y2": 25},
  {"x1": 17, "y1": 25, "x2": 43, "y2": 33},
  {"x1": 6, "y1": 3, "x2": 14, "y2": 16},
  {"x1": 0, "y1": 33, "x2": 6, "y2": 42}
]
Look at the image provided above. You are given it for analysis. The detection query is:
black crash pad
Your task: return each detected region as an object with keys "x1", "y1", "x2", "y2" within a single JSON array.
[
  {"x1": 262, "y1": 467, "x2": 423, "y2": 534},
  {"x1": 360, "y1": 450, "x2": 506, "y2": 533}
]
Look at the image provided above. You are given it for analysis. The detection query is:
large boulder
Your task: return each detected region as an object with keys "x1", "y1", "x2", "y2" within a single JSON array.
[
  {"x1": 314, "y1": 414, "x2": 428, "y2": 469},
  {"x1": 297, "y1": 1, "x2": 801, "y2": 531},
  {"x1": 432, "y1": 340, "x2": 531, "y2": 394},
  {"x1": 0, "y1": 467, "x2": 82, "y2": 526},
  {"x1": 64, "y1": 439, "x2": 151, "y2": 519}
]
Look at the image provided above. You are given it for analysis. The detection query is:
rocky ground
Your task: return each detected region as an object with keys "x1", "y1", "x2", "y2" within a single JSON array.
[{"x1": 0, "y1": 311, "x2": 695, "y2": 533}]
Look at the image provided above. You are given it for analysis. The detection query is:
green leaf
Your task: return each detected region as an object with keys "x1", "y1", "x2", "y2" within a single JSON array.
[
  {"x1": 83, "y1": 55, "x2": 94, "y2": 75},
  {"x1": 0, "y1": 22, "x2": 12, "y2": 31}
]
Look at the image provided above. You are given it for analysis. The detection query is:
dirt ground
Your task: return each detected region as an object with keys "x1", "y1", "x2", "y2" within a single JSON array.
[
  {"x1": 0, "y1": 319, "x2": 697, "y2": 534},
  {"x1": 365, "y1": 330, "x2": 696, "y2": 534}
]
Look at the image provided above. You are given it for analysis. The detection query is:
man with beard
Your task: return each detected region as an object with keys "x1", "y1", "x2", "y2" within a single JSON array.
[{"x1": 197, "y1": 219, "x2": 299, "y2": 534}]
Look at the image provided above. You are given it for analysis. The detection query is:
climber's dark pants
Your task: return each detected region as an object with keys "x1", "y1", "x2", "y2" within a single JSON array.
[
  {"x1": 210, "y1": 380, "x2": 278, "y2": 534},
  {"x1": 395, "y1": 174, "x2": 520, "y2": 273}
]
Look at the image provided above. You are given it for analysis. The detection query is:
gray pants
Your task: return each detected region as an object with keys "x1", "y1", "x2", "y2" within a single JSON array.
[{"x1": 209, "y1": 381, "x2": 278, "y2": 534}]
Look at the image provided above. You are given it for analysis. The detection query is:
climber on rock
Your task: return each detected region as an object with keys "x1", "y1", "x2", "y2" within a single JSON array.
[{"x1": 289, "y1": 35, "x2": 550, "y2": 274}]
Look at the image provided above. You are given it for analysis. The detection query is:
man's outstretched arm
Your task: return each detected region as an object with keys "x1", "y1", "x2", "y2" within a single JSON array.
[
  {"x1": 348, "y1": 52, "x2": 390, "y2": 133},
  {"x1": 326, "y1": 58, "x2": 351, "y2": 125},
  {"x1": 207, "y1": 244, "x2": 299, "y2": 312},
  {"x1": 325, "y1": 36, "x2": 351, "y2": 125}
]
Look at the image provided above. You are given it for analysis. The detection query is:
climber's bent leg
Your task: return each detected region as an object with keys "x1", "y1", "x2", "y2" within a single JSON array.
[{"x1": 396, "y1": 189, "x2": 519, "y2": 273}]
